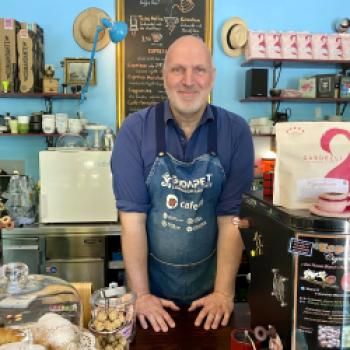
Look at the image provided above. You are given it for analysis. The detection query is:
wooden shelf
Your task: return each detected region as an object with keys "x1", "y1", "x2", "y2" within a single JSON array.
[
  {"x1": 240, "y1": 97, "x2": 350, "y2": 103},
  {"x1": 0, "y1": 133, "x2": 59, "y2": 137},
  {"x1": 241, "y1": 58, "x2": 350, "y2": 69},
  {"x1": 0, "y1": 92, "x2": 80, "y2": 99}
]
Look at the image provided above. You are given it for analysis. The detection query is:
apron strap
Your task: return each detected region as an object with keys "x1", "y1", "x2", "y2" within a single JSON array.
[
  {"x1": 207, "y1": 105, "x2": 218, "y2": 155},
  {"x1": 155, "y1": 102, "x2": 218, "y2": 156},
  {"x1": 155, "y1": 102, "x2": 166, "y2": 156}
]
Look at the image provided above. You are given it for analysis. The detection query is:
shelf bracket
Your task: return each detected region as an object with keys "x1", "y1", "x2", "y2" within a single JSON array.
[
  {"x1": 336, "y1": 100, "x2": 348, "y2": 116},
  {"x1": 45, "y1": 135, "x2": 55, "y2": 148},
  {"x1": 272, "y1": 61, "x2": 282, "y2": 88},
  {"x1": 44, "y1": 97, "x2": 53, "y2": 114}
]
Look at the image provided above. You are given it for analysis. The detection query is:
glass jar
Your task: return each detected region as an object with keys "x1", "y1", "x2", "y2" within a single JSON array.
[
  {"x1": 0, "y1": 262, "x2": 83, "y2": 349},
  {"x1": 89, "y1": 283, "x2": 136, "y2": 350}
]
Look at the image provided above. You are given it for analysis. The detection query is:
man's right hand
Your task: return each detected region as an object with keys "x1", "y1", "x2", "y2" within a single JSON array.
[{"x1": 136, "y1": 293, "x2": 180, "y2": 332}]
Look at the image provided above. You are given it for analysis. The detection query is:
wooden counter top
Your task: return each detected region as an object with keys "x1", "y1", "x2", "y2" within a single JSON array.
[{"x1": 130, "y1": 302, "x2": 250, "y2": 349}]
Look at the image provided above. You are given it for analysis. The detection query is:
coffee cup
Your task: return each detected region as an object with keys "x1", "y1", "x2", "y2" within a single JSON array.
[
  {"x1": 316, "y1": 192, "x2": 350, "y2": 213},
  {"x1": 42, "y1": 114, "x2": 56, "y2": 134},
  {"x1": 9, "y1": 119, "x2": 18, "y2": 134},
  {"x1": 17, "y1": 115, "x2": 30, "y2": 134},
  {"x1": 68, "y1": 118, "x2": 82, "y2": 134},
  {"x1": 231, "y1": 328, "x2": 260, "y2": 350},
  {"x1": 56, "y1": 113, "x2": 68, "y2": 134}
]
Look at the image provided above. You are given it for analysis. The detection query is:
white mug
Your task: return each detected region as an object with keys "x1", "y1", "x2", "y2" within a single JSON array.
[
  {"x1": 42, "y1": 114, "x2": 56, "y2": 134},
  {"x1": 55, "y1": 113, "x2": 68, "y2": 134},
  {"x1": 68, "y1": 118, "x2": 82, "y2": 134}
]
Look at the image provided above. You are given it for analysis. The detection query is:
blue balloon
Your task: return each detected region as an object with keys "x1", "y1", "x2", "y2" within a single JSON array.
[{"x1": 109, "y1": 22, "x2": 128, "y2": 43}]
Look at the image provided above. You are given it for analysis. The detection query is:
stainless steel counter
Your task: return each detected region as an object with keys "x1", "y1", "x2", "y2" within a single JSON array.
[
  {"x1": 1, "y1": 223, "x2": 123, "y2": 288},
  {"x1": 1, "y1": 223, "x2": 121, "y2": 237}
]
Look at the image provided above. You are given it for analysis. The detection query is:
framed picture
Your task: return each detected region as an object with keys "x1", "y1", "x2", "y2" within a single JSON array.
[
  {"x1": 64, "y1": 58, "x2": 96, "y2": 86},
  {"x1": 116, "y1": 0, "x2": 213, "y2": 128}
]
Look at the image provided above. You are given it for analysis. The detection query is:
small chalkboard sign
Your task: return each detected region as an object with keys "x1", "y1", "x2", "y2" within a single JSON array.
[{"x1": 117, "y1": 0, "x2": 213, "y2": 127}]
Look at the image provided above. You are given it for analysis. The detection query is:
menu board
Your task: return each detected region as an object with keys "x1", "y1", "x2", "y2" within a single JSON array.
[
  {"x1": 293, "y1": 234, "x2": 350, "y2": 349},
  {"x1": 117, "y1": 0, "x2": 213, "y2": 126}
]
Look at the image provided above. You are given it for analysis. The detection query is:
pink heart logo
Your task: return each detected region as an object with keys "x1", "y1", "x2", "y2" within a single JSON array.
[{"x1": 320, "y1": 128, "x2": 350, "y2": 190}]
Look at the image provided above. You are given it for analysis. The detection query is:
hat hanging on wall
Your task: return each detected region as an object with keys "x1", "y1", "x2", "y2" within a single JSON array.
[
  {"x1": 73, "y1": 7, "x2": 111, "y2": 51},
  {"x1": 221, "y1": 17, "x2": 248, "y2": 57}
]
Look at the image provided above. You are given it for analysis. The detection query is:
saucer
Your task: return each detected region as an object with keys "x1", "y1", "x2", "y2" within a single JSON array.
[{"x1": 310, "y1": 204, "x2": 350, "y2": 218}]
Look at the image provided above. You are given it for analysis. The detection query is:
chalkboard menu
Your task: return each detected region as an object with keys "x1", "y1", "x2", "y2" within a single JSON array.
[{"x1": 117, "y1": 0, "x2": 213, "y2": 127}]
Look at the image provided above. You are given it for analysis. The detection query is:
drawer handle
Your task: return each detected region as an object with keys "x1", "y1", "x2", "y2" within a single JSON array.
[{"x1": 83, "y1": 239, "x2": 102, "y2": 244}]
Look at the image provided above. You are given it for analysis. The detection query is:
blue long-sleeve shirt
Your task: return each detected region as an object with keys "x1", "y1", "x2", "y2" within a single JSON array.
[{"x1": 111, "y1": 100, "x2": 254, "y2": 215}]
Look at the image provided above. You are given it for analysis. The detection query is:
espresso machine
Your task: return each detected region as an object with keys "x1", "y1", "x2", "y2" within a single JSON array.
[{"x1": 240, "y1": 192, "x2": 350, "y2": 349}]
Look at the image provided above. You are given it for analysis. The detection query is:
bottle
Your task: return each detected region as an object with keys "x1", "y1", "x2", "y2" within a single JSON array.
[
  {"x1": 4, "y1": 112, "x2": 11, "y2": 133},
  {"x1": 102, "y1": 128, "x2": 116, "y2": 151}
]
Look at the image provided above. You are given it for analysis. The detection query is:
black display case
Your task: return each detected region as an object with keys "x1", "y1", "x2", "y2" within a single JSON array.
[{"x1": 240, "y1": 192, "x2": 350, "y2": 349}]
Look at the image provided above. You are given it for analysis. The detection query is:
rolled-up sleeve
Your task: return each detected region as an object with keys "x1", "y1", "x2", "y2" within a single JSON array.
[{"x1": 111, "y1": 114, "x2": 150, "y2": 213}]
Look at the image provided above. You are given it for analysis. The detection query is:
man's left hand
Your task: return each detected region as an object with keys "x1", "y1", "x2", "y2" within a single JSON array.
[{"x1": 188, "y1": 292, "x2": 234, "y2": 330}]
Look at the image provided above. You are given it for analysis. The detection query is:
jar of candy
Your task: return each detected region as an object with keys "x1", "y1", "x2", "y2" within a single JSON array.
[{"x1": 89, "y1": 283, "x2": 136, "y2": 349}]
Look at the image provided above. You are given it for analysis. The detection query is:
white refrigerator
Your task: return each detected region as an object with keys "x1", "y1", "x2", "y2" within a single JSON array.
[{"x1": 39, "y1": 150, "x2": 117, "y2": 223}]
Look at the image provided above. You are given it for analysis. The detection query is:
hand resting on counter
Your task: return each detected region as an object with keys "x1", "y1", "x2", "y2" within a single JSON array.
[
  {"x1": 188, "y1": 291, "x2": 234, "y2": 330},
  {"x1": 136, "y1": 291, "x2": 234, "y2": 332},
  {"x1": 136, "y1": 293, "x2": 179, "y2": 332}
]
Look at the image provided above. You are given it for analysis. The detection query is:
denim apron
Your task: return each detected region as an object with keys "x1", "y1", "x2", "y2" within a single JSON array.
[{"x1": 146, "y1": 102, "x2": 226, "y2": 306}]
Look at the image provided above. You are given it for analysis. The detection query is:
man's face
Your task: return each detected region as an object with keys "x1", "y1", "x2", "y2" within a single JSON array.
[{"x1": 163, "y1": 38, "x2": 215, "y2": 117}]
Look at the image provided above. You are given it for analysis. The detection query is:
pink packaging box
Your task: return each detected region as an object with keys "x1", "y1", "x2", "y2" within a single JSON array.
[
  {"x1": 297, "y1": 32, "x2": 313, "y2": 59},
  {"x1": 281, "y1": 32, "x2": 298, "y2": 59},
  {"x1": 312, "y1": 34, "x2": 329, "y2": 60},
  {"x1": 265, "y1": 32, "x2": 282, "y2": 59},
  {"x1": 244, "y1": 31, "x2": 267, "y2": 60},
  {"x1": 340, "y1": 34, "x2": 350, "y2": 60},
  {"x1": 327, "y1": 34, "x2": 343, "y2": 60}
]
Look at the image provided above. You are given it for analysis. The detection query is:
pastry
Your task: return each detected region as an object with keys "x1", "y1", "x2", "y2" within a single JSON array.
[
  {"x1": 31, "y1": 313, "x2": 80, "y2": 350},
  {"x1": 0, "y1": 328, "x2": 24, "y2": 345}
]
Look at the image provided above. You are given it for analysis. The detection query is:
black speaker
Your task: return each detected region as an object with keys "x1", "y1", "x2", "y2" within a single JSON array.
[{"x1": 245, "y1": 68, "x2": 268, "y2": 98}]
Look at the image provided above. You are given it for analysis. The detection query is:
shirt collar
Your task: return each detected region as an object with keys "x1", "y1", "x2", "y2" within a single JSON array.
[{"x1": 164, "y1": 100, "x2": 214, "y2": 125}]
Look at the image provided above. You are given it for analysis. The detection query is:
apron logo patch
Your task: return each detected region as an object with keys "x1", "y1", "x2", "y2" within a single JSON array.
[
  {"x1": 166, "y1": 194, "x2": 179, "y2": 209},
  {"x1": 161, "y1": 172, "x2": 213, "y2": 193}
]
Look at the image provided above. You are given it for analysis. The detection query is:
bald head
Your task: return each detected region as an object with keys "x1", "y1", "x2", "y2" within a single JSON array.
[
  {"x1": 162, "y1": 35, "x2": 215, "y2": 122},
  {"x1": 163, "y1": 35, "x2": 214, "y2": 72}
]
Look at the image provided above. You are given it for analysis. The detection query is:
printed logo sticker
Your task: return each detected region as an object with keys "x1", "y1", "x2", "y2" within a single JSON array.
[
  {"x1": 288, "y1": 238, "x2": 313, "y2": 256},
  {"x1": 166, "y1": 194, "x2": 178, "y2": 209}
]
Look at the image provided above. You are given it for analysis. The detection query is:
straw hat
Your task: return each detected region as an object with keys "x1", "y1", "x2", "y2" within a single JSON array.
[
  {"x1": 73, "y1": 7, "x2": 111, "y2": 51},
  {"x1": 221, "y1": 17, "x2": 248, "y2": 57}
]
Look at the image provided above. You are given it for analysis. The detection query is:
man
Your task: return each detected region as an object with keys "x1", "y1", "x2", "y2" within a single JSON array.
[{"x1": 111, "y1": 35, "x2": 254, "y2": 332}]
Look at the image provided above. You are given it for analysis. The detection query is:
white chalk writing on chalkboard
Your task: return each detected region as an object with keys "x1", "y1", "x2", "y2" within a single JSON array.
[{"x1": 119, "y1": 0, "x2": 211, "y2": 119}]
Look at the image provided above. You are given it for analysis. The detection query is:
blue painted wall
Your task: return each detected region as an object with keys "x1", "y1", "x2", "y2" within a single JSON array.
[{"x1": 0, "y1": 0, "x2": 348, "y2": 179}]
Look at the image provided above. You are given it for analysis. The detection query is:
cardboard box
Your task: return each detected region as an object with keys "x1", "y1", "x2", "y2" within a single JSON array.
[
  {"x1": 265, "y1": 32, "x2": 282, "y2": 59},
  {"x1": 299, "y1": 77, "x2": 316, "y2": 98},
  {"x1": 17, "y1": 22, "x2": 35, "y2": 93},
  {"x1": 312, "y1": 34, "x2": 329, "y2": 60},
  {"x1": 28, "y1": 23, "x2": 44, "y2": 92},
  {"x1": 328, "y1": 34, "x2": 343, "y2": 60},
  {"x1": 0, "y1": 18, "x2": 20, "y2": 92},
  {"x1": 316, "y1": 74, "x2": 335, "y2": 97},
  {"x1": 244, "y1": 31, "x2": 267, "y2": 60},
  {"x1": 281, "y1": 32, "x2": 298, "y2": 59},
  {"x1": 340, "y1": 76, "x2": 350, "y2": 98},
  {"x1": 340, "y1": 34, "x2": 350, "y2": 60},
  {"x1": 296, "y1": 32, "x2": 313, "y2": 60},
  {"x1": 43, "y1": 78, "x2": 58, "y2": 93}
]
